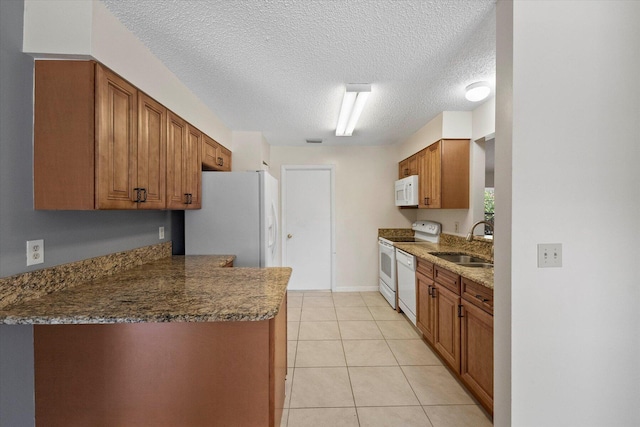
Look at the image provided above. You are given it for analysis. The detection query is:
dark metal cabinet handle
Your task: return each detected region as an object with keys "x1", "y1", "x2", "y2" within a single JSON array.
[
  {"x1": 404, "y1": 168, "x2": 409, "y2": 176},
  {"x1": 458, "y1": 304, "x2": 464, "y2": 317},
  {"x1": 431, "y1": 287, "x2": 437, "y2": 298},
  {"x1": 134, "y1": 188, "x2": 147, "y2": 203},
  {"x1": 185, "y1": 193, "x2": 193, "y2": 205},
  {"x1": 475, "y1": 294, "x2": 490, "y2": 303},
  {"x1": 425, "y1": 197, "x2": 430, "y2": 205},
  {"x1": 217, "y1": 157, "x2": 224, "y2": 167}
]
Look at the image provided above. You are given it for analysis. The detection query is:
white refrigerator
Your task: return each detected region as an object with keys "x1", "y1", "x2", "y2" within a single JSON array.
[{"x1": 185, "y1": 171, "x2": 280, "y2": 267}]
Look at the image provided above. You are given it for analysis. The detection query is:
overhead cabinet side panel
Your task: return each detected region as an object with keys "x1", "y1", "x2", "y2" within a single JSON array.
[{"x1": 34, "y1": 61, "x2": 96, "y2": 210}]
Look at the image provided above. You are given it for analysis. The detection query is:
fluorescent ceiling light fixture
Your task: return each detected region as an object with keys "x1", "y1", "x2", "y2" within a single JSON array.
[
  {"x1": 465, "y1": 81, "x2": 491, "y2": 102},
  {"x1": 336, "y1": 83, "x2": 371, "y2": 136}
]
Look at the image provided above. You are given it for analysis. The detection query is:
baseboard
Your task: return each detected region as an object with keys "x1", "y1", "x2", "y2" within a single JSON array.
[{"x1": 332, "y1": 286, "x2": 380, "y2": 293}]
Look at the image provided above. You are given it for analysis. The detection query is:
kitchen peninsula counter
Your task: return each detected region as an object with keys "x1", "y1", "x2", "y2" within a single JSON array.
[
  {"x1": 0, "y1": 255, "x2": 291, "y2": 324},
  {"x1": 1, "y1": 255, "x2": 291, "y2": 426}
]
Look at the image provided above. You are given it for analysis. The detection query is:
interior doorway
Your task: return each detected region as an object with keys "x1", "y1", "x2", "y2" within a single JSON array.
[{"x1": 281, "y1": 165, "x2": 335, "y2": 291}]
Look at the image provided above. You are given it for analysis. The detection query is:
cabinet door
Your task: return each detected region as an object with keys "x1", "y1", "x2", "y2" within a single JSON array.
[
  {"x1": 137, "y1": 93, "x2": 166, "y2": 209},
  {"x1": 218, "y1": 145, "x2": 232, "y2": 172},
  {"x1": 185, "y1": 125, "x2": 202, "y2": 209},
  {"x1": 424, "y1": 142, "x2": 441, "y2": 208},
  {"x1": 166, "y1": 112, "x2": 188, "y2": 209},
  {"x1": 417, "y1": 149, "x2": 429, "y2": 208},
  {"x1": 399, "y1": 159, "x2": 410, "y2": 178},
  {"x1": 408, "y1": 155, "x2": 418, "y2": 176},
  {"x1": 166, "y1": 113, "x2": 202, "y2": 210},
  {"x1": 202, "y1": 134, "x2": 220, "y2": 170},
  {"x1": 439, "y1": 139, "x2": 469, "y2": 209},
  {"x1": 433, "y1": 284, "x2": 461, "y2": 372},
  {"x1": 95, "y1": 64, "x2": 138, "y2": 209},
  {"x1": 202, "y1": 135, "x2": 232, "y2": 172},
  {"x1": 460, "y1": 301, "x2": 493, "y2": 414},
  {"x1": 416, "y1": 271, "x2": 435, "y2": 344}
]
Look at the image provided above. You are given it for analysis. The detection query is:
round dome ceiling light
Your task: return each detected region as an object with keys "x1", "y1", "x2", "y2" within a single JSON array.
[{"x1": 465, "y1": 81, "x2": 491, "y2": 102}]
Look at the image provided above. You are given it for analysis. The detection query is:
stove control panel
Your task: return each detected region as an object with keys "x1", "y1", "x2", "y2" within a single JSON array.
[
  {"x1": 411, "y1": 221, "x2": 441, "y2": 243},
  {"x1": 412, "y1": 221, "x2": 441, "y2": 235}
]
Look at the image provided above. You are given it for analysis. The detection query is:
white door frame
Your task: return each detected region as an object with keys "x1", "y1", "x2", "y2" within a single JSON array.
[{"x1": 281, "y1": 165, "x2": 336, "y2": 292}]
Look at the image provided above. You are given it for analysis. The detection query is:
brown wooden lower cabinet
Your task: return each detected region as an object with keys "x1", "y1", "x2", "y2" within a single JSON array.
[
  {"x1": 433, "y1": 283, "x2": 461, "y2": 373},
  {"x1": 460, "y1": 299, "x2": 494, "y2": 412},
  {"x1": 416, "y1": 258, "x2": 493, "y2": 417},
  {"x1": 416, "y1": 271, "x2": 435, "y2": 344},
  {"x1": 34, "y1": 297, "x2": 287, "y2": 426}
]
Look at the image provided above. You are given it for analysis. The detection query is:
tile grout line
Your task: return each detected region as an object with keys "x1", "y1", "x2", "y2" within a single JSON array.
[
  {"x1": 335, "y1": 293, "x2": 361, "y2": 424},
  {"x1": 287, "y1": 291, "x2": 492, "y2": 426}
]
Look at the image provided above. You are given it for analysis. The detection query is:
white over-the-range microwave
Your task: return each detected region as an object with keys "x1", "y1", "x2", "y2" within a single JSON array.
[{"x1": 395, "y1": 175, "x2": 419, "y2": 206}]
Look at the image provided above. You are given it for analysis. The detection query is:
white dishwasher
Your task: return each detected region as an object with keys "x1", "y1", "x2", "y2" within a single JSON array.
[{"x1": 396, "y1": 248, "x2": 417, "y2": 325}]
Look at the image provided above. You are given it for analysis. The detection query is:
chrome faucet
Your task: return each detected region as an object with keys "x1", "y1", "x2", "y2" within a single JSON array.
[{"x1": 466, "y1": 221, "x2": 494, "y2": 242}]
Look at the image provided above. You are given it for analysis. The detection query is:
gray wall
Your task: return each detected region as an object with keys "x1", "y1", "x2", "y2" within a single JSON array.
[
  {"x1": 0, "y1": 0, "x2": 173, "y2": 278},
  {"x1": 0, "y1": 1, "x2": 182, "y2": 425}
]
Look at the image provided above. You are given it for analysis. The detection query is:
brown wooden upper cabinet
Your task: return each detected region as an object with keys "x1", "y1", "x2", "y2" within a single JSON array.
[
  {"x1": 34, "y1": 60, "x2": 227, "y2": 210},
  {"x1": 398, "y1": 139, "x2": 469, "y2": 209},
  {"x1": 398, "y1": 154, "x2": 418, "y2": 178},
  {"x1": 202, "y1": 135, "x2": 232, "y2": 172},
  {"x1": 166, "y1": 113, "x2": 201, "y2": 209}
]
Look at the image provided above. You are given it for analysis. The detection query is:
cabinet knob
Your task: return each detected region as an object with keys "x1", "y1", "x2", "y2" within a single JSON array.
[{"x1": 287, "y1": 234, "x2": 293, "y2": 239}]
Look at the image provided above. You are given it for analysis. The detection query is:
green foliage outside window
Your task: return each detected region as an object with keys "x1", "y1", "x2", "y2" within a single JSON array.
[{"x1": 484, "y1": 188, "x2": 495, "y2": 234}]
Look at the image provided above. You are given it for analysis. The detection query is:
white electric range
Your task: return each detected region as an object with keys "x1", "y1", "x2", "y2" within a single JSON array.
[{"x1": 378, "y1": 221, "x2": 441, "y2": 313}]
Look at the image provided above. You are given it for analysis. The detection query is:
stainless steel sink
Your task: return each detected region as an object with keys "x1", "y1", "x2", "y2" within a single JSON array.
[
  {"x1": 456, "y1": 262, "x2": 494, "y2": 269},
  {"x1": 431, "y1": 253, "x2": 489, "y2": 264}
]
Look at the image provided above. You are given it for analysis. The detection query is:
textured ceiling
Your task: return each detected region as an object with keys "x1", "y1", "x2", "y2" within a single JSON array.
[{"x1": 101, "y1": 0, "x2": 496, "y2": 146}]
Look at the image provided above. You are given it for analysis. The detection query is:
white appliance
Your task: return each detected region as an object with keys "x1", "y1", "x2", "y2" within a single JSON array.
[
  {"x1": 378, "y1": 239, "x2": 397, "y2": 308},
  {"x1": 396, "y1": 249, "x2": 417, "y2": 324},
  {"x1": 394, "y1": 220, "x2": 441, "y2": 325},
  {"x1": 185, "y1": 171, "x2": 280, "y2": 267},
  {"x1": 395, "y1": 175, "x2": 419, "y2": 206}
]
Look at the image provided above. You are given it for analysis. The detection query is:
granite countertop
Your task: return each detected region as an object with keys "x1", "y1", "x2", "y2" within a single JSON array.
[
  {"x1": 0, "y1": 256, "x2": 291, "y2": 325},
  {"x1": 394, "y1": 242, "x2": 494, "y2": 290}
]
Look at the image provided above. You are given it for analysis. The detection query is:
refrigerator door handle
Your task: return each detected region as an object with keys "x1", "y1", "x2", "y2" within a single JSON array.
[{"x1": 270, "y1": 200, "x2": 279, "y2": 258}]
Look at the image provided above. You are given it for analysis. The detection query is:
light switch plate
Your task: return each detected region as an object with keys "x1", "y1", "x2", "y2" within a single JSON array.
[
  {"x1": 538, "y1": 243, "x2": 562, "y2": 268},
  {"x1": 159, "y1": 226, "x2": 165, "y2": 240},
  {"x1": 27, "y1": 239, "x2": 44, "y2": 266}
]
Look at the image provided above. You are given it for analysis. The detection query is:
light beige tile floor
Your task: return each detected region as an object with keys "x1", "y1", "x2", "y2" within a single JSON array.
[{"x1": 283, "y1": 291, "x2": 493, "y2": 427}]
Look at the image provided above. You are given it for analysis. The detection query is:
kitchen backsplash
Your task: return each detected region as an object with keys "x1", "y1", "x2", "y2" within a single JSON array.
[
  {"x1": 378, "y1": 228, "x2": 414, "y2": 238},
  {"x1": 439, "y1": 233, "x2": 493, "y2": 261},
  {"x1": 0, "y1": 242, "x2": 172, "y2": 310}
]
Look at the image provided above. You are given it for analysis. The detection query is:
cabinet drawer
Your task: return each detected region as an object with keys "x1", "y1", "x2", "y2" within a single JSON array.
[
  {"x1": 434, "y1": 266, "x2": 460, "y2": 295},
  {"x1": 461, "y1": 278, "x2": 493, "y2": 315},
  {"x1": 417, "y1": 258, "x2": 434, "y2": 279}
]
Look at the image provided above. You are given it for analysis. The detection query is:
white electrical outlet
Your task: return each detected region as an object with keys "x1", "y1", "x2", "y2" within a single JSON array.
[
  {"x1": 537, "y1": 243, "x2": 562, "y2": 268},
  {"x1": 27, "y1": 239, "x2": 44, "y2": 266},
  {"x1": 159, "y1": 226, "x2": 165, "y2": 240},
  {"x1": 455, "y1": 222, "x2": 460, "y2": 233}
]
